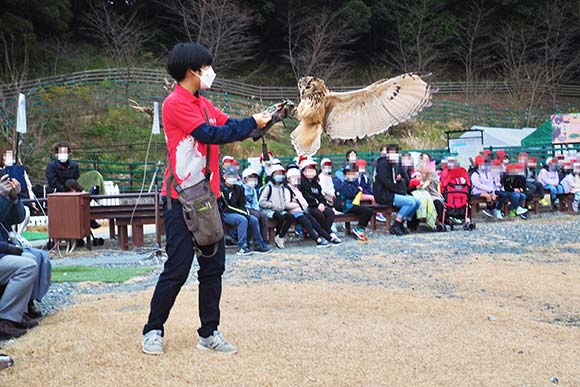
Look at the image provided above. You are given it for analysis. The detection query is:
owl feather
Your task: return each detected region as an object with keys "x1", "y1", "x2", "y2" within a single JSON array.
[{"x1": 291, "y1": 73, "x2": 435, "y2": 156}]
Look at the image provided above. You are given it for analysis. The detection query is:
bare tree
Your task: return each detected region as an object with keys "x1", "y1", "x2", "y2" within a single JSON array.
[
  {"x1": 452, "y1": 0, "x2": 495, "y2": 102},
  {"x1": 160, "y1": 0, "x2": 258, "y2": 72},
  {"x1": 498, "y1": 22, "x2": 548, "y2": 125},
  {"x1": 536, "y1": 0, "x2": 580, "y2": 107},
  {"x1": 0, "y1": 33, "x2": 31, "y2": 150},
  {"x1": 386, "y1": 0, "x2": 449, "y2": 74},
  {"x1": 82, "y1": 3, "x2": 151, "y2": 67},
  {"x1": 284, "y1": 3, "x2": 359, "y2": 82}
]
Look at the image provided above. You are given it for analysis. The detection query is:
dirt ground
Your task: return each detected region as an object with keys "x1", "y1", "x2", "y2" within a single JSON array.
[{"x1": 2, "y1": 216, "x2": 580, "y2": 386}]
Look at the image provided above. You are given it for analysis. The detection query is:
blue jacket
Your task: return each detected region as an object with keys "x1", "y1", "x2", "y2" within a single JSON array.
[
  {"x1": 242, "y1": 183, "x2": 260, "y2": 211},
  {"x1": 357, "y1": 173, "x2": 373, "y2": 195},
  {"x1": 333, "y1": 177, "x2": 360, "y2": 212},
  {"x1": 1, "y1": 165, "x2": 29, "y2": 199}
]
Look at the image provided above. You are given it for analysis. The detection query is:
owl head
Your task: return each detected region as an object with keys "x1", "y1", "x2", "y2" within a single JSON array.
[{"x1": 298, "y1": 76, "x2": 328, "y2": 99}]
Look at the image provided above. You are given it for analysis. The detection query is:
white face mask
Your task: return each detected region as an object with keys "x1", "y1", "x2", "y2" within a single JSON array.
[
  {"x1": 358, "y1": 168, "x2": 366, "y2": 174},
  {"x1": 348, "y1": 155, "x2": 357, "y2": 163},
  {"x1": 288, "y1": 177, "x2": 300, "y2": 186},
  {"x1": 247, "y1": 179, "x2": 258, "y2": 188},
  {"x1": 57, "y1": 153, "x2": 69, "y2": 162},
  {"x1": 3, "y1": 151, "x2": 14, "y2": 167},
  {"x1": 226, "y1": 177, "x2": 237, "y2": 185},
  {"x1": 502, "y1": 159, "x2": 509, "y2": 165},
  {"x1": 346, "y1": 175, "x2": 357, "y2": 182},
  {"x1": 195, "y1": 66, "x2": 216, "y2": 90},
  {"x1": 388, "y1": 153, "x2": 399, "y2": 162},
  {"x1": 322, "y1": 167, "x2": 332, "y2": 174}
]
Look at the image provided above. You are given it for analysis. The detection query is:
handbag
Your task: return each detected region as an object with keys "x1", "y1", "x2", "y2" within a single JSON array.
[{"x1": 166, "y1": 110, "x2": 224, "y2": 258}]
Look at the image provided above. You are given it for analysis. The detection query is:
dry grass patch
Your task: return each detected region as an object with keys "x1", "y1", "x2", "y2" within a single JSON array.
[{"x1": 1, "y1": 283, "x2": 579, "y2": 386}]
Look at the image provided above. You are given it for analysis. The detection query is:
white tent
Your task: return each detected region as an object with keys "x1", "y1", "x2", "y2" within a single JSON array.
[{"x1": 466, "y1": 125, "x2": 536, "y2": 147}]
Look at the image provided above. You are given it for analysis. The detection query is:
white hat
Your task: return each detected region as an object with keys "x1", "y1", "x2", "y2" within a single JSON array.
[
  {"x1": 286, "y1": 168, "x2": 300, "y2": 179},
  {"x1": 242, "y1": 167, "x2": 259, "y2": 179},
  {"x1": 222, "y1": 155, "x2": 234, "y2": 164},
  {"x1": 298, "y1": 155, "x2": 317, "y2": 170},
  {"x1": 268, "y1": 164, "x2": 285, "y2": 176},
  {"x1": 321, "y1": 158, "x2": 332, "y2": 166}
]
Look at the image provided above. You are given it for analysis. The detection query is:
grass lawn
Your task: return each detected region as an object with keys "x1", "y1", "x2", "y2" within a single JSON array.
[{"x1": 52, "y1": 266, "x2": 155, "y2": 283}]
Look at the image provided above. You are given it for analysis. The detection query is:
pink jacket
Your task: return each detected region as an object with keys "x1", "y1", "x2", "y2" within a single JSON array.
[{"x1": 284, "y1": 184, "x2": 309, "y2": 214}]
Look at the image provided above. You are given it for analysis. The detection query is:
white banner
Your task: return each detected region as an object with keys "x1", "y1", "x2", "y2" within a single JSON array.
[
  {"x1": 152, "y1": 102, "x2": 160, "y2": 134},
  {"x1": 16, "y1": 93, "x2": 27, "y2": 134}
]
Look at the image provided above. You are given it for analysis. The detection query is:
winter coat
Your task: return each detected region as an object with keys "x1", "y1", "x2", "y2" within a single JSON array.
[
  {"x1": 46, "y1": 159, "x2": 80, "y2": 193},
  {"x1": 373, "y1": 156, "x2": 408, "y2": 206}
]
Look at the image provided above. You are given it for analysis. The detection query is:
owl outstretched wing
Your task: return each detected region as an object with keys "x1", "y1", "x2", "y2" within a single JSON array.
[{"x1": 323, "y1": 73, "x2": 434, "y2": 140}]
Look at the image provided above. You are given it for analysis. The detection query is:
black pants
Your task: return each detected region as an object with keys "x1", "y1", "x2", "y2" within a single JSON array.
[
  {"x1": 295, "y1": 213, "x2": 332, "y2": 241},
  {"x1": 144, "y1": 198, "x2": 225, "y2": 338},
  {"x1": 526, "y1": 181, "x2": 545, "y2": 201},
  {"x1": 272, "y1": 211, "x2": 293, "y2": 238},
  {"x1": 434, "y1": 200, "x2": 444, "y2": 222},
  {"x1": 308, "y1": 206, "x2": 334, "y2": 235},
  {"x1": 347, "y1": 205, "x2": 373, "y2": 228},
  {"x1": 249, "y1": 208, "x2": 269, "y2": 241}
]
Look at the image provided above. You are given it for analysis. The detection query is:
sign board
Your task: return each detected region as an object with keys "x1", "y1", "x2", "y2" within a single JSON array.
[
  {"x1": 552, "y1": 113, "x2": 580, "y2": 144},
  {"x1": 449, "y1": 137, "x2": 483, "y2": 168}
]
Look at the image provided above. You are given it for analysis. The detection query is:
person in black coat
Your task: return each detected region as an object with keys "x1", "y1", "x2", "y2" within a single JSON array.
[
  {"x1": 45, "y1": 142, "x2": 80, "y2": 193},
  {"x1": 299, "y1": 158, "x2": 342, "y2": 244},
  {"x1": 373, "y1": 144, "x2": 420, "y2": 236}
]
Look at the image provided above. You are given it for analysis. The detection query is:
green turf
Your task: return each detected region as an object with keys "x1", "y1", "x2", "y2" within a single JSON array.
[
  {"x1": 51, "y1": 266, "x2": 155, "y2": 283},
  {"x1": 21, "y1": 231, "x2": 49, "y2": 241}
]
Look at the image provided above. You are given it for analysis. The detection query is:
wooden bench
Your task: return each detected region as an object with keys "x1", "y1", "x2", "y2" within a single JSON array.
[{"x1": 557, "y1": 193, "x2": 575, "y2": 212}]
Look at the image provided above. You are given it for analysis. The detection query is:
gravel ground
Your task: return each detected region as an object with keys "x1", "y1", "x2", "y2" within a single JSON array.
[{"x1": 38, "y1": 212, "x2": 580, "y2": 316}]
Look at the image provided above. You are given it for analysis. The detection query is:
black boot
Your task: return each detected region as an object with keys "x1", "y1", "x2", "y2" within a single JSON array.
[{"x1": 390, "y1": 221, "x2": 404, "y2": 236}]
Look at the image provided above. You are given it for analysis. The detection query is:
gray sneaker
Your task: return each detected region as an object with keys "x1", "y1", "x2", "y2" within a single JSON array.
[
  {"x1": 197, "y1": 331, "x2": 237, "y2": 354},
  {"x1": 142, "y1": 330, "x2": 163, "y2": 355}
]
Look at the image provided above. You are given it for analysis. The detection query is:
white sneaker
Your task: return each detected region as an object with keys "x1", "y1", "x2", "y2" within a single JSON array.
[
  {"x1": 197, "y1": 331, "x2": 237, "y2": 354},
  {"x1": 274, "y1": 235, "x2": 285, "y2": 249},
  {"x1": 515, "y1": 206, "x2": 528, "y2": 215},
  {"x1": 142, "y1": 330, "x2": 164, "y2": 355},
  {"x1": 493, "y1": 209, "x2": 504, "y2": 219}
]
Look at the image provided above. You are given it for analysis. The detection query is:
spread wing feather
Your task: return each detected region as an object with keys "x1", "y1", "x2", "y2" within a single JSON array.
[{"x1": 323, "y1": 73, "x2": 433, "y2": 141}]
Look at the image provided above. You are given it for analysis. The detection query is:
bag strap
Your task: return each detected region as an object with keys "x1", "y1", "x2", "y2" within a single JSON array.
[{"x1": 166, "y1": 107, "x2": 212, "y2": 209}]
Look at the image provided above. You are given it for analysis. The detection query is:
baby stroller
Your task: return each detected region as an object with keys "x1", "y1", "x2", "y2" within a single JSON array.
[{"x1": 437, "y1": 169, "x2": 476, "y2": 231}]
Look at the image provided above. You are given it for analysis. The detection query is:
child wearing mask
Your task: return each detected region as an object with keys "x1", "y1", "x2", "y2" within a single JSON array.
[
  {"x1": 334, "y1": 164, "x2": 373, "y2": 240},
  {"x1": 490, "y1": 159, "x2": 508, "y2": 219},
  {"x1": 521, "y1": 154, "x2": 549, "y2": 207},
  {"x1": 258, "y1": 165, "x2": 294, "y2": 249},
  {"x1": 470, "y1": 155, "x2": 497, "y2": 218},
  {"x1": 285, "y1": 167, "x2": 331, "y2": 247},
  {"x1": 335, "y1": 149, "x2": 358, "y2": 182},
  {"x1": 373, "y1": 144, "x2": 420, "y2": 236},
  {"x1": 318, "y1": 158, "x2": 336, "y2": 207},
  {"x1": 221, "y1": 167, "x2": 270, "y2": 255},
  {"x1": 241, "y1": 168, "x2": 269, "y2": 242},
  {"x1": 501, "y1": 164, "x2": 529, "y2": 219},
  {"x1": 538, "y1": 158, "x2": 564, "y2": 206},
  {"x1": 299, "y1": 157, "x2": 342, "y2": 244},
  {"x1": 561, "y1": 162, "x2": 580, "y2": 212}
]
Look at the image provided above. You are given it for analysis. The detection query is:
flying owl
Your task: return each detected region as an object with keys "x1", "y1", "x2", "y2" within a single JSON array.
[{"x1": 291, "y1": 73, "x2": 434, "y2": 156}]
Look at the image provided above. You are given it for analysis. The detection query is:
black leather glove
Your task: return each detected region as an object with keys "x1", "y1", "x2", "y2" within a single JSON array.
[{"x1": 250, "y1": 99, "x2": 294, "y2": 141}]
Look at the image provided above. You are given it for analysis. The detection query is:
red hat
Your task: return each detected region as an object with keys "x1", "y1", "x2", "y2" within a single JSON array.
[
  {"x1": 474, "y1": 155, "x2": 485, "y2": 166},
  {"x1": 514, "y1": 163, "x2": 524, "y2": 169},
  {"x1": 547, "y1": 157, "x2": 557, "y2": 165},
  {"x1": 529, "y1": 156, "x2": 537, "y2": 163},
  {"x1": 355, "y1": 159, "x2": 367, "y2": 167},
  {"x1": 222, "y1": 155, "x2": 235, "y2": 164},
  {"x1": 298, "y1": 155, "x2": 316, "y2": 170},
  {"x1": 232, "y1": 159, "x2": 240, "y2": 167},
  {"x1": 518, "y1": 152, "x2": 528, "y2": 157},
  {"x1": 492, "y1": 159, "x2": 502, "y2": 166},
  {"x1": 496, "y1": 150, "x2": 505, "y2": 158},
  {"x1": 482, "y1": 149, "x2": 492, "y2": 155}
]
